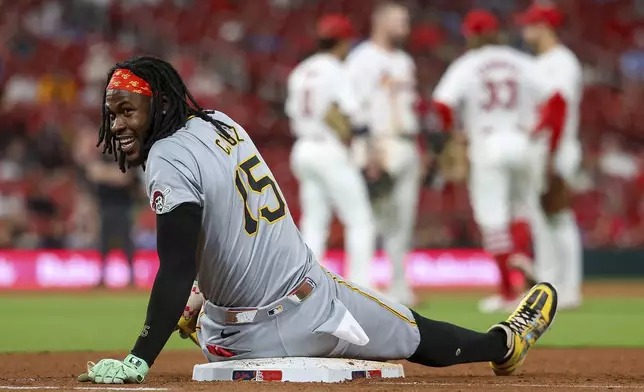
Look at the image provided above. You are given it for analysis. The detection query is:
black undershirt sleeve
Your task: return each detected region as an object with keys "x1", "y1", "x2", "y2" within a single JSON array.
[{"x1": 130, "y1": 202, "x2": 202, "y2": 366}]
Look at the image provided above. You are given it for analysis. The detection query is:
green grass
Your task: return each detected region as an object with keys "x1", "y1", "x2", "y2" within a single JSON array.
[
  {"x1": 0, "y1": 294, "x2": 195, "y2": 353},
  {"x1": 414, "y1": 296, "x2": 644, "y2": 347},
  {"x1": 1, "y1": 292, "x2": 643, "y2": 353}
]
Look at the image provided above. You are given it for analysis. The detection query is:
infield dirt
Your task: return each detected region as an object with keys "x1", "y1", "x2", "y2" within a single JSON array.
[
  {"x1": 1, "y1": 348, "x2": 644, "y2": 391},
  {"x1": 1, "y1": 282, "x2": 643, "y2": 391}
]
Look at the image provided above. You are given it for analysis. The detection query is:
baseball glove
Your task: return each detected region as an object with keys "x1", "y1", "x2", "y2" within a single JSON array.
[
  {"x1": 540, "y1": 169, "x2": 571, "y2": 215},
  {"x1": 324, "y1": 103, "x2": 352, "y2": 144},
  {"x1": 438, "y1": 132, "x2": 469, "y2": 183}
]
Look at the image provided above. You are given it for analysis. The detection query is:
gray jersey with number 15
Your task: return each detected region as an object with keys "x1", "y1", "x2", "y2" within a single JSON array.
[{"x1": 144, "y1": 111, "x2": 312, "y2": 307}]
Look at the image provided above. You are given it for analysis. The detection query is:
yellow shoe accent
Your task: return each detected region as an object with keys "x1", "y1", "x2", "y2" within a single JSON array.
[{"x1": 489, "y1": 282, "x2": 558, "y2": 376}]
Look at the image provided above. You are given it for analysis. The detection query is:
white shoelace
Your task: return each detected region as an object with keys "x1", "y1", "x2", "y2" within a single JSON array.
[{"x1": 507, "y1": 305, "x2": 542, "y2": 336}]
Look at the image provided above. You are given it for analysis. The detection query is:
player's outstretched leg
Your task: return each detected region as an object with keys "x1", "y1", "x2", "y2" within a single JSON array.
[{"x1": 408, "y1": 282, "x2": 557, "y2": 375}]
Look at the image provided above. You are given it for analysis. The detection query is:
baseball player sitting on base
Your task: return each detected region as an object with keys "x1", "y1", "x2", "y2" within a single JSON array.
[
  {"x1": 78, "y1": 56, "x2": 558, "y2": 385},
  {"x1": 286, "y1": 15, "x2": 376, "y2": 291}
]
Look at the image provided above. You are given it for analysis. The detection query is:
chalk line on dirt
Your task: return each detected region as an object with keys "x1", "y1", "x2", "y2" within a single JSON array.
[
  {"x1": 2, "y1": 383, "x2": 644, "y2": 390},
  {"x1": 380, "y1": 382, "x2": 644, "y2": 389},
  {"x1": 0, "y1": 387, "x2": 168, "y2": 391}
]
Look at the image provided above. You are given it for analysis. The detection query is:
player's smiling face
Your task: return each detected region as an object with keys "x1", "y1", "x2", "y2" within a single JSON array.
[{"x1": 105, "y1": 89, "x2": 152, "y2": 166}]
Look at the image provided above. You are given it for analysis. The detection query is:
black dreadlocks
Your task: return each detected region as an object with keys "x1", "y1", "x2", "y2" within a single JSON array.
[{"x1": 98, "y1": 55, "x2": 230, "y2": 172}]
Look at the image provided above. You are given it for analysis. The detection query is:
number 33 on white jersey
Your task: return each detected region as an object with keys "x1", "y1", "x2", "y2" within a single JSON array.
[{"x1": 432, "y1": 45, "x2": 557, "y2": 146}]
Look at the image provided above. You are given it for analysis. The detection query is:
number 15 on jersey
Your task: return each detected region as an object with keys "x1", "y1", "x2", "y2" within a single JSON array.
[{"x1": 234, "y1": 155, "x2": 287, "y2": 236}]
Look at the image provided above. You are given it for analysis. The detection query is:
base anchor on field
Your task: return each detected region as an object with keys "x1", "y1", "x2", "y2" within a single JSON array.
[{"x1": 192, "y1": 357, "x2": 405, "y2": 383}]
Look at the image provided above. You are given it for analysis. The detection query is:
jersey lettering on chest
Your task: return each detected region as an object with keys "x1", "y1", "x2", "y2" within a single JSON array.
[{"x1": 215, "y1": 122, "x2": 245, "y2": 155}]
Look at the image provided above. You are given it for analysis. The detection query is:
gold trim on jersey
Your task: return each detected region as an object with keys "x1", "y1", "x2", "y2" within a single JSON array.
[
  {"x1": 242, "y1": 155, "x2": 286, "y2": 218},
  {"x1": 214, "y1": 123, "x2": 244, "y2": 155},
  {"x1": 230, "y1": 125, "x2": 245, "y2": 143},
  {"x1": 324, "y1": 270, "x2": 417, "y2": 326},
  {"x1": 216, "y1": 139, "x2": 232, "y2": 155},
  {"x1": 185, "y1": 114, "x2": 240, "y2": 156},
  {"x1": 234, "y1": 159, "x2": 260, "y2": 236},
  {"x1": 235, "y1": 154, "x2": 288, "y2": 236}
]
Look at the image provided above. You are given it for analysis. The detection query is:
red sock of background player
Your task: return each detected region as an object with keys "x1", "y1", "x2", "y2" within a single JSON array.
[
  {"x1": 495, "y1": 253, "x2": 515, "y2": 300},
  {"x1": 511, "y1": 220, "x2": 533, "y2": 257},
  {"x1": 510, "y1": 219, "x2": 536, "y2": 288},
  {"x1": 482, "y1": 227, "x2": 516, "y2": 301}
]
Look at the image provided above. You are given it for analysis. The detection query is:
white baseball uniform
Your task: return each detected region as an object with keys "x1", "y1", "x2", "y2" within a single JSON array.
[
  {"x1": 432, "y1": 45, "x2": 557, "y2": 256},
  {"x1": 532, "y1": 44, "x2": 583, "y2": 307},
  {"x1": 285, "y1": 53, "x2": 376, "y2": 290},
  {"x1": 345, "y1": 41, "x2": 420, "y2": 304}
]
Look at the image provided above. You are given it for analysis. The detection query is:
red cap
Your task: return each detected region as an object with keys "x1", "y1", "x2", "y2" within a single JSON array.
[
  {"x1": 317, "y1": 14, "x2": 356, "y2": 40},
  {"x1": 462, "y1": 10, "x2": 499, "y2": 38},
  {"x1": 515, "y1": 4, "x2": 563, "y2": 28}
]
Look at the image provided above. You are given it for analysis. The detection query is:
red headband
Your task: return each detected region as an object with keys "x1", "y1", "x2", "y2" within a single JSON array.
[{"x1": 107, "y1": 68, "x2": 152, "y2": 96}]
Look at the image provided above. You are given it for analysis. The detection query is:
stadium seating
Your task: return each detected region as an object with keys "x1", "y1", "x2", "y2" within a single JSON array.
[{"x1": 0, "y1": 0, "x2": 643, "y2": 249}]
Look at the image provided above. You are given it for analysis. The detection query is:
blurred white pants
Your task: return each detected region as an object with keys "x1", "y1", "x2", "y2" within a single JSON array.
[
  {"x1": 354, "y1": 136, "x2": 421, "y2": 299},
  {"x1": 468, "y1": 131, "x2": 538, "y2": 254},
  {"x1": 531, "y1": 139, "x2": 583, "y2": 306},
  {"x1": 291, "y1": 137, "x2": 376, "y2": 290}
]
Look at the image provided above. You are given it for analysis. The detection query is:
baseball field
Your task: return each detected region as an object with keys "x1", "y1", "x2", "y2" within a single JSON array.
[{"x1": 1, "y1": 281, "x2": 643, "y2": 392}]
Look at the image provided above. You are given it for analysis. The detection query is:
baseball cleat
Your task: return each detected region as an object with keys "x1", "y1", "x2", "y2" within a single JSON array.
[{"x1": 488, "y1": 282, "x2": 558, "y2": 376}]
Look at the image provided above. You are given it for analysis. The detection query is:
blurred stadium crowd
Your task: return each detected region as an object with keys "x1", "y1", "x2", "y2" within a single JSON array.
[{"x1": 0, "y1": 0, "x2": 644, "y2": 251}]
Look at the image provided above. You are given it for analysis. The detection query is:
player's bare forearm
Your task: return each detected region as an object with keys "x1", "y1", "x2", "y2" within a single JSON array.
[{"x1": 130, "y1": 203, "x2": 202, "y2": 366}]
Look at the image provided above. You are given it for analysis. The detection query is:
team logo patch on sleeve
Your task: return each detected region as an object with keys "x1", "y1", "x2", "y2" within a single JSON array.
[{"x1": 150, "y1": 188, "x2": 172, "y2": 214}]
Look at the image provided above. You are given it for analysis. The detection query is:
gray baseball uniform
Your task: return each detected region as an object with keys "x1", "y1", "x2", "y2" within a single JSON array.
[{"x1": 145, "y1": 111, "x2": 420, "y2": 362}]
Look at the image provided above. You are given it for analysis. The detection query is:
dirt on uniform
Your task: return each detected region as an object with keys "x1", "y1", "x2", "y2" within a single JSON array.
[{"x1": 1, "y1": 281, "x2": 642, "y2": 391}]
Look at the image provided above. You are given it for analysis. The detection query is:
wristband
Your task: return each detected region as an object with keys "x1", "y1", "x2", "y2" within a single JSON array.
[{"x1": 124, "y1": 354, "x2": 150, "y2": 381}]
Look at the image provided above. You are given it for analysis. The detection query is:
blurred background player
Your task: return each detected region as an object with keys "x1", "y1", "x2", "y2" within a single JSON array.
[
  {"x1": 517, "y1": 3, "x2": 584, "y2": 310},
  {"x1": 431, "y1": 10, "x2": 566, "y2": 313},
  {"x1": 86, "y1": 151, "x2": 139, "y2": 287},
  {"x1": 286, "y1": 15, "x2": 376, "y2": 290},
  {"x1": 346, "y1": 2, "x2": 421, "y2": 305}
]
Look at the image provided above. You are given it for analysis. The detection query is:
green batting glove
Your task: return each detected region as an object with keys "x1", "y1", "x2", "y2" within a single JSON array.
[{"x1": 78, "y1": 354, "x2": 149, "y2": 384}]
